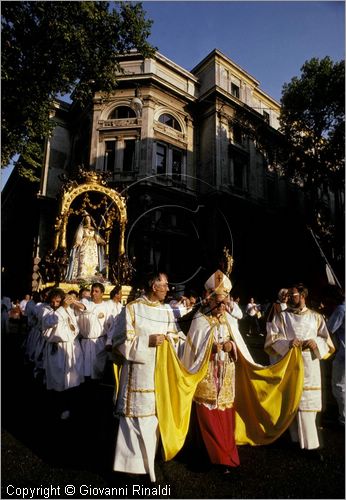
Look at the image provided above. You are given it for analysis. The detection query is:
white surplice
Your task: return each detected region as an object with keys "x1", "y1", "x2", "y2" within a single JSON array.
[
  {"x1": 265, "y1": 306, "x2": 333, "y2": 449},
  {"x1": 42, "y1": 306, "x2": 84, "y2": 391},
  {"x1": 105, "y1": 300, "x2": 123, "y2": 347},
  {"x1": 77, "y1": 300, "x2": 111, "y2": 379},
  {"x1": 112, "y1": 296, "x2": 179, "y2": 482}
]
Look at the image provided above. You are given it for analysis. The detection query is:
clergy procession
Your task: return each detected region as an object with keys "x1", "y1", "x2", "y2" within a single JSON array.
[{"x1": 3, "y1": 261, "x2": 344, "y2": 493}]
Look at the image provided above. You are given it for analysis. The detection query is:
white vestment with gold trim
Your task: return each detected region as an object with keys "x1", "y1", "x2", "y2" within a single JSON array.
[
  {"x1": 265, "y1": 307, "x2": 332, "y2": 449},
  {"x1": 112, "y1": 296, "x2": 178, "y2": 482}
]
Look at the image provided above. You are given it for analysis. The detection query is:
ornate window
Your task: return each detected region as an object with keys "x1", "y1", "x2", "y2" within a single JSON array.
[
  {"x1": 172, "y1": 149, "x2": 183, "y2": 181},
  {"x1": 232, "y1": 124, "x2": 243, "y2": 145},
  {"x1": 262, "y1": 110, "x2": 270, "y2": 124},
  {"x1": 158, "y1": 113, "x2": 182, "y2": 132},
  {"x1": 154, "y1": 142, "x2": 185, "y2": 181},
  {"x1": 104, "y1": 141, "x2": 116, "y2": 171},
  {"x1": 231, "y1": 83, "x2": 240, "y2": 99},
  {"x1": 123, "y1": 139, "x2": 136, "y2": 172},
  {"x1": 108, "y1": 106, "x2": 136, "y2": 120},
  {"x1": 156, "y1": 143, "x2": 167, "y2": 175},
  {"x1": 104, "y1": 138, "x2": 137, "y2": 173},
  {"x1": 232, "y1": 154, "x2": 248, "y2": 191}
]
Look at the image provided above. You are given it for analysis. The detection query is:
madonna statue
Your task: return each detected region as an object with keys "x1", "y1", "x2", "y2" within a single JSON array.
[{"x1": 65, "y1": 214, "x2": 106, "y2": 281}]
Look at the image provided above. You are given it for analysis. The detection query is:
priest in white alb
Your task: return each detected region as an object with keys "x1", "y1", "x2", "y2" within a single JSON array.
[
  {"x1": 265, "y1": 283, "x2": 334, "y2": 458},
  {"x1": 111, "y1": 272, "x2": 181, "y2": 482}
]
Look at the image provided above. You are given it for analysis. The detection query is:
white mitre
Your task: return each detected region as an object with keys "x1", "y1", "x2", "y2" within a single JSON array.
[{"x1": 204, "y1": 270, "x2": 232, "y2": 297}]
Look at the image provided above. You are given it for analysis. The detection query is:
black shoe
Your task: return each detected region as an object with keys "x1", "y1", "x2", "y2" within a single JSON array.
[
  {"x1": 188, "y1": 462, "x2": 211, "y2": 473},
  {"x1": 215, "y1": 464, "x2": 232, "y2": 474},
  {"x1": 303, "y1": 449, "x2": 324, "y2": 462}
]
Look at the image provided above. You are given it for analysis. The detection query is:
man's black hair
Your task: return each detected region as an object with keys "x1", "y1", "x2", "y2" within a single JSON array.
[
  {"x1": 47, "y1": 288, "x2": 65, "y2": 303},
  {"x1": 110, "y1": 285, "x2": 122, "y2": 299},
  {"x1": 91, "y1": 282, "x2": 105, "y2": 294}
]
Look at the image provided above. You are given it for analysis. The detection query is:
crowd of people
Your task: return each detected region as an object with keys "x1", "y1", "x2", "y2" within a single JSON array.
[{"x1": 1, "y1": 273, "x2": 344, "y2": 483}]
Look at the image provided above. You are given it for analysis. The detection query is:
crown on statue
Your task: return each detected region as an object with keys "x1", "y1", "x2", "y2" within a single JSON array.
[{"x1": 78, "y1": 167, "x2": 107, "y2": 185}]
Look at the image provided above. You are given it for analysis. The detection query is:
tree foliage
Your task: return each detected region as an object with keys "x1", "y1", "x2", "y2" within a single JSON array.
[
  {"x1": 279, "y1": 57, "x2": 345, "y2": 259},
  {"x1": 1, "y1": 1, "x2": 155, "y2": 174},
  {"x1": 279, "y1": 57, "x2": 345, "y2": 190}
]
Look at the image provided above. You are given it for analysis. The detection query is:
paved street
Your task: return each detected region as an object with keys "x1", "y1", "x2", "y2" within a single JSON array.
[{"x1": 1, "y1": 327, "x2": 345, "y2": 499}]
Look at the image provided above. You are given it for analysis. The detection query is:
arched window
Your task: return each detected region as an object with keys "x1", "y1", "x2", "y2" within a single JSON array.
[
  {"x1": 109, "y1": 106, "x2": 136, "y2": 119},
  {"x1": 158, "y1": 113, "x2": 181, "y2": 131}
]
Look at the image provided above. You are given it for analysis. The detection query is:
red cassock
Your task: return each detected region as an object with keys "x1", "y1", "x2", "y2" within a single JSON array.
[{"x1": 196, "y1": 401, "x2": 240, "y2": 467}]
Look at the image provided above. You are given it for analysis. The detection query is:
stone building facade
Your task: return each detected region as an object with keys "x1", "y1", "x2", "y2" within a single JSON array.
[{"x1": 2, "y1": 49, "x2": 342, "y2": 300}]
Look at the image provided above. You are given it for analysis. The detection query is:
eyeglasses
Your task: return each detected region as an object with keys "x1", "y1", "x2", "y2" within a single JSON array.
[{"x1": 288, "y1": 293, "x2": 300, "y2": 297}]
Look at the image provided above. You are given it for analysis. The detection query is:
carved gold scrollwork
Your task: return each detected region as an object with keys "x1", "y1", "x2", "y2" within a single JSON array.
[
  {"x1": 47, "y1": 169, "x2": 129, "y2": 285},
  {"x1": 55, "y1": 178, "x2": 127, "y2": 260}
]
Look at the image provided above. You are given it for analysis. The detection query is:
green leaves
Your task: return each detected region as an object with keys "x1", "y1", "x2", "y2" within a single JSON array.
[
  {"x1": 1, "y1": 1, "x2": 155, "y2": 174},
  {"x1": 279, "y1": 56, "x2": 345, "y2": 249},
  {"x1": 279, "y1": 57, "x2": 345, "y2": 188}
]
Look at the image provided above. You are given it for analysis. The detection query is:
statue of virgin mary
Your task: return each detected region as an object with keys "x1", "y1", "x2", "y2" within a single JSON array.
[{"x1": 65, "y1": 214, "x2": 106, "y2": 281}]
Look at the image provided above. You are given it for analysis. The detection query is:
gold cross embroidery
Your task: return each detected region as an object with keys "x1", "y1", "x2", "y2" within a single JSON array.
[{"x1": 215, "y1": 271, "x2": 223, "y2": 286}]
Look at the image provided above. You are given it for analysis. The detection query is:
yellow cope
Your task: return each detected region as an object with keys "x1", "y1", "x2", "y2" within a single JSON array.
[{"x1": 155, "y1": 342, "x2": 304, "y2": 459}]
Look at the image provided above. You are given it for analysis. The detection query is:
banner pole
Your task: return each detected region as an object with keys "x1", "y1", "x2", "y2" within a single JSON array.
[{"x1": 307, "y1": 226, "x2": 341, "y2": 288}]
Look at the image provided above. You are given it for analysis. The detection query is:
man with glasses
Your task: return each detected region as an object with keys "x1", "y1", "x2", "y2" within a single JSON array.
[
  {"x1": 265, "y1": 284, "x2": 335, "y2": 460},
  {"x1": 111, "y1": 272, "x2": 182, "y2": 483}
]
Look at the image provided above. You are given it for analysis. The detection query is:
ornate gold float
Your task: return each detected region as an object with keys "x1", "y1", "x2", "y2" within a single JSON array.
[{"x1": 35, "y1": 168, "x2": 134, "y2": 302}]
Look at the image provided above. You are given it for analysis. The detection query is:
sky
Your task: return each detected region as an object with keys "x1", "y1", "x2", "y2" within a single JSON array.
[
  {"x1": 142, "y1": 0, "x2": 345, "y2": 102},
  {"x1": 1, "y1": 0, "x2": 344, "y2": 190}
]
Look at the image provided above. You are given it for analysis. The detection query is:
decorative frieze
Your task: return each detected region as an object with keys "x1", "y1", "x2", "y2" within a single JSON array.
[
  {"x1": 154, "y1": 122, "x2": 185, "y2": 141},
  {"x1": 98, "y1": 118, "x2": 142, "y2": 128}
]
